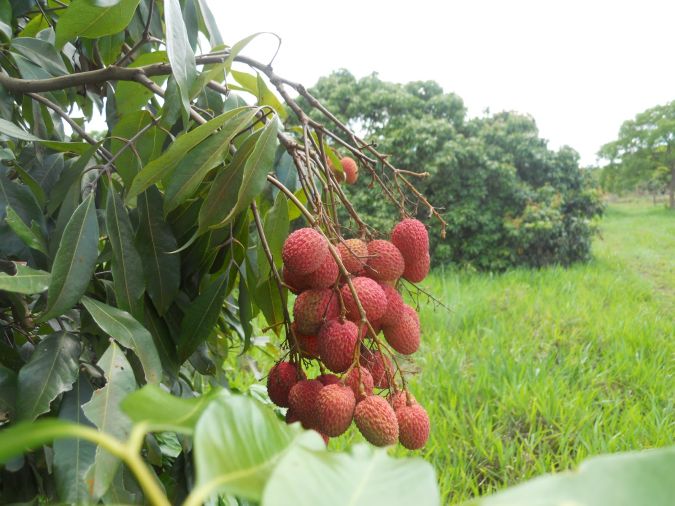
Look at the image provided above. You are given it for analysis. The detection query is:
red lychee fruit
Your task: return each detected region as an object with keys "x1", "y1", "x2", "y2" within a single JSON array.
[
  {"x1": 343, "y1": 366, "x2": 374, "y2": 401},
  {"x1": 358, "y1": 320, "x2": 382, "y2": 340},
  {"x1": 388, "y1": 390, "x2": 417, "y2": 412},
  {"x1": 391, "y1": 219, "x2": 429, "y2": 262},
  {"x1": 403, "y1": 251, "x2": 430, "y2": 283},
  {"x1": 337, "y1": 238, "x2": 368, "y2": 275},
  {"x1": 283, "y1": 266, "x2": 309, "y2": 294},
  {"x1": 359, "y1": 349, "x2": 394, "y2": 389},
  {"x1": 317, "y1": 373, "x2": 341, "y2": 386},
  {"x1": 341, "y1": 277, "x2": 387, "y2": 322},
  {"x1": 378, "y1": 284, "x2": 405, "y2": 327},
  {"x1": 318, "y1": 319, "x2": 358, "y2": 373},
  {"x1": 297, "y1": 334, "x2": 319, "y2": 359},
  {"x1": 300, "y1": 250, "x2": 340, "y2": 289},
  {"x1": 341, "y1": 157, "x2": 359, "y2": 184},
  {"x1": 288, "y1": 379, "x2": 324, "y2": 429},
  {"x1": 315, "y1": 384, "x2": 356, "y2": 437},
  {"x1": 396, "y1": 404, "x2": 430, "y2": 450},
  {"x1": 383, "y1": 304, "x2": 420, "y2": 355},
  {"x1": 365, "y1": 240, "x2": 404, "y2": 282},
  {"x1": 285, "y1": 408, "x2": 299, "y2": 424},
  {"x1": 354, "y1": 395, "x2": 399, "y2": 446},
  {"x1": 267, "y1": 361, "x2": 305, "y2": 408},
  {"x1": 282, "y1": 228, "x2": 329, "y2": 275},
  {"x1": 293, "y1": 288, "x2": 339, "y2": 335}
]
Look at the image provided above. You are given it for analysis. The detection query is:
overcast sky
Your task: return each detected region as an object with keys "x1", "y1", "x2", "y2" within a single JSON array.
[{"x1": 206, "y1": 0, "x2": 674, "y2": 166}]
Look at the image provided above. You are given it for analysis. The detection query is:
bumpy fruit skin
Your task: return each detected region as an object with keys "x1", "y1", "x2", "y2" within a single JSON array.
[
  {"x1": 341, "y1": 157, "x2": 359, "y2": 184},
  {"x1": 365, "y1": 240, "x2": 405, "y2": 282},
  {"x1": 316, "y1": 384, "x2": 356, "y2": 437},
  {"x1": 293, "y1": 288, "x2": 339, "y2": 335},
  {"x1": 318, "y1": 320, "x2": 358, "y2": 373},
  {"x1": 391, "y1": 219, "x2": 429, "y2": 262},
  {"x1": 337, "y1": 239, "x2": 368, "y2": 275},
  {"x1": 297, "y1": 334, "x2": 320, "y2": 359},
  {"x1": 288, "y1": 379, "x2": 324, "y2": 429},
  {"x1": 317, "y1": 373, "x2": 341, "y2": 386},
  {"x1": 378, "y1": 284, "x2": 405, "y2": 327},
  {"x1": 383, "y1": 305, "x2": 420, "y2": 355},
  {"x1": 360, "y1": 349, "x2": 393, "y2": 389},
  {"x1": 283, "y1": 267, "x2": 308, "y2": 294},
  {"x1": 285, "y1": 408, "x2": 299, "y2": 424},
  {"x1": 354, "y1": 395, "x2": 399, "y2": 446},
  {"x1": 344, "y1": 366, "x2": 374, "y2": 401},
  {"x1": 396, "y1": 404, "x2": 430, "y2": 450},
  {"x1": 301, "y1": 250, "x2": 340, "y2": 289},
  {"x1": 267, "y1": 361, "x2": 305, "y2": 408},
  {"x1": 282, "y1": 228, "x2": 329, "y2": 275},
  {"x1": 341, "y1": 277, "x2": 387, "y2": 322},
  {"x1": 388, "y1": 390, "x2": 416, "y2": 412},
  {"x1": 403, "y1": 251, "x2": 430, "y2": 283}
]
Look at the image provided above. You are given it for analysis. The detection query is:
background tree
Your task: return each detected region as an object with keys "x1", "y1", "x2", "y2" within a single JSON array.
[
  {"x1": 307, "y1": 71, "x2": 603, "y2": 270},
  {"x1": 599, "y1": 101, "x2": 675, "y2": 208}
]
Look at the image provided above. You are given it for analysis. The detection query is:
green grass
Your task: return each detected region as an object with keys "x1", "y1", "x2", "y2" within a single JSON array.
[{"x1": 335, "y1": 200, "x2": 675, "y2": 503}]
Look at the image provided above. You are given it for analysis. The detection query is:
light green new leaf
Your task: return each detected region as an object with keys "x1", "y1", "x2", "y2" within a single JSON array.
[
  {"x1": 163, "y1": 107, "x2": 259, "y2": 214},
  {"x1": 466, "y1": 446, "x2": 675, "y2": 506},
  {"x1": 83, "y1": 342, "x2": 136, "y2": 499},
  {"x1": 135, "y1": 187, "x2": 179, "y2": 315},
  {"x1": 121, "y1": 384, "x2": 221, "y2": 433},
  {"x1": 16, "y1": 332, "x2": 81, "y2": 421},
  {"x1": 40, "y1": 194, "x2": 99, "y2": 322},
  {"x1": 193, "y1": 395, "x2": 324, "y2": 503},
  {"x1": 126, "y1": 107, "x2": 257, "y2": 201},
  {"x1": 177, "y1": 274, "x2": 228, "y2": 361},
  {"x1": 0, "y1": 263, "x2": 50, "y2": 294},
  {"x1": 81, "y1": 296, "x2": 162, "y2": 384},
  {"x1": 263, "y1": 444, "x2": 440, "y2": 506},
  {"x1": 55, "y1": 0, "x2": 142, "y2": 48},
  {"x1": 53, "y1": 375, "x2": 96, "y2": 504},
  {"x1": 106, "y1": 187, "x2": 144, "y2": 317},
  {"x1": 164, "y1": 0, "x2": 196, "y2": 118},
  {"x1": 5, "y1": 206, "x2": 47, "y2": 254}
]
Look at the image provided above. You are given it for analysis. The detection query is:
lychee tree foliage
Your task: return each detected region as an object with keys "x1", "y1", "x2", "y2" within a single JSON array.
[{"x1": 0, "y1": 1, "x2": 443, "y2": 505}]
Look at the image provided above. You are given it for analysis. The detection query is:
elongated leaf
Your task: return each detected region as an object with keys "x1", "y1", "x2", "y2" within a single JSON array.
[
  {"x1": 12, "y1": 163, "x2": 46, "y2": 207},
  {"x1": 0, "y1": 365, "x2": 16, "y2": 423},
  {"x1": 53, "y1": 375, "x2": 96, "y2": 504},
  {"x1": 0, "y1": 117, "x2": 38, "y2": 141},
  {"x1": 121, "y1": 384, "x2": 221, "y2": 432},
  {"x1": 106, "y1": 187, "x2": 144, "y2": 317},
  {"x1": 177, "y1": 274, "x2": 228, "y2": 361},
  {"x1": 231, "y1": 70, "x2": 287, "y2": 122},
  {"x1": 254, "y1": 277, "x2": 285, "y2": 336},
  {"x1": 0, "y1": 263, "x2": 50, "y2": 294},
  {"x1": 466, "y1": 447, "x2": 675, "y2": 506},
  {"x1": 263, "y1": 444, "x2": 440, "y2": 506},
  {"x1": 195, "y1": 0, "x2": 223, "y2": 47},
  {"x1": 193, "y1": 395, "x2": 324, "y2": 503},
  {"x1": 163, "y1": 107, "x2": 259, "y2": 214},
  {"x1": 83, "y1": 342, "x2": 136, "y2": 499},
  {"x1": 16, "y1": 332, "x2": 81, "y2": 421},
  {"x1": 126, "y1": 107, "x2": 257, "y2": 201},
  {"x1": 256, "y1": 191, "x2": 289, "y2": 280},
  {"x1": 135, "y1": 187, "x2": 179, "y2": 315},
  {"x1": 11, "y1": 37, "x2": 67, "y2": 77},
  {"x1": 81, "y1": 296, "x2": 161, "y2": 384},
  {"x1": 40, "y1": 194, "x2": 99, "y2": 322},
  {"x1": 55, "y1": 0, "x2": 142, "y2": 48},
  {"x1": 115, "y1": 51, "x2": 169, "y2": 116},
  {"x1": 210, "y1": 119, "x2": 279, "y2": 229},
  {"x1": 164, "y1": 0, "x2": 196, "y2": 118},
  {"x1": 5, "y1": 205, "x2": 47, "y2": 254}
]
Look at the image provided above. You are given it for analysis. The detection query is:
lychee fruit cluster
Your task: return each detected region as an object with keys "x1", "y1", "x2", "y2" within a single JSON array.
[{"x1": 268, "y1": 219, "x2": 432, "y2": 450}]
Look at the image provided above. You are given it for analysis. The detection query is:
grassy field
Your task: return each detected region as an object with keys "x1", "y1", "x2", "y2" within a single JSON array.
[{"x1": 331, "y1": 200, "x2": 675, "y2": 503}]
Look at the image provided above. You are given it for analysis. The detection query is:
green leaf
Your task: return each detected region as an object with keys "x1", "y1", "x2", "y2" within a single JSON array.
[
  {"x1": 106, "y1": 186, "x2": 144, "y2": 317},
  {"x1": 163, "y1": 107, "x2": 260, "y2": 214},
  {"x1": 12, "y1": 163, "x2": 47, "y2": 208},
  {"x1": 53, "y1": 375, "x2": 96, "y2": 504},
  {"x1": 55, "y1": 0, "x2": 142, "y2": 48},
  {"x1": 466, "y1": 447, "x2": 675, "y2": 506},
  {"x1": 82, "y1": 342, "x2": 136, "y2": 499},
  {"x1": 135, "y1": 187, "x2": 180, "y2": 315},
  {"x1": 164, "y1": 0, "x2": 196, "y2": 118},
  {"x1": 254, "y1": 277, "x2": 285, "y2": 336},
  {"x1": 16, "y1": 332, "x2": 81, "y2": 421},
  {"x1": 115, "y1": 51, "x2": 169, "y2": 116},
  {"x1": 121, "y1": 384, "x2": 221, "y2": 432},
  {"x1": 263, "y1": 444, "x2": 440, "y2": 506},
  {"x1": 0, "y1": 365, "x2": 16, "y2": 423},
  {"x1": 40, "y1": 194, "x2": 99, "y2": 322},
  {"x1": 177, "y1": 274, "x2": 228, "y2": 362},
  {"x1": 256, "y1": 190, "x2": 289, "y2": 281},
  {"x1": 5, "y1": 205, "x2": 47, "y2": 254},
  {"x1": 126, "y1": 107, "x2": 257, "y2": 201},
  {"x1": 195, "y1": 0, "x2": 223, "y2": 47},
  {"x1": 81, "y1": 296, "x2": 162, "y2": 384},
  {"x1": 0, "y1": 263, "x2": 50, "y2": 294},
  {"x1": 11, "y1": 37, "x2": 67, "y2": 77},
  {"x1": 192, "y1": 395, "x2": 324, "y2": 503},
  {"x1": 0, "y1": 117, "x2": 39, "y2": 141},
  {"x1": 231, "y1": 70, "x2": 287, "y2": 121}
]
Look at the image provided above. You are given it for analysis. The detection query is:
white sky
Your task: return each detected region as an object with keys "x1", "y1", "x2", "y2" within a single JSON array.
[{"x1": 206, "y1": 0, "x2": 675, "y2": 166}]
